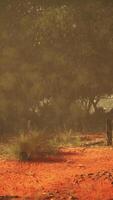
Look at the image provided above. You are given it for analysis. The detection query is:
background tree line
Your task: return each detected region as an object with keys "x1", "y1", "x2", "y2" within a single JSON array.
[{"x1": 0, "y1": 0, "x2": 113, "y2": 134}]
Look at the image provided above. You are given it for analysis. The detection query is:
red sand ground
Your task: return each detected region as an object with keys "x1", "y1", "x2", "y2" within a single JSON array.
[{"x1": 0, "y1": 145, "x2": 113, "y2": 199}]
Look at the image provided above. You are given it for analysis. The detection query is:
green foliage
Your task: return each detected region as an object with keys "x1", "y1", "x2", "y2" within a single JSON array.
[{"x1": 0, "y1": 1, "x2": 113, "y2": 133}]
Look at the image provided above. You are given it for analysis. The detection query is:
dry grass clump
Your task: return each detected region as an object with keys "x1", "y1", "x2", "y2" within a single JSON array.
[
  {"x1": 0, "y1": 130, "x2": 81, "y2": 161},
  {"x1": 1, "y1": 131, "x2": 58, "y2": 161}
]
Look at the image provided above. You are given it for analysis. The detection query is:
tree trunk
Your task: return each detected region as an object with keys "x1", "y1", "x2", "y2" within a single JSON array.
[
  {"x1": 27, "y1": 119, "x2": 31, "y2": 134},
  {"x1": 106, "y1": 119, "x2": 112, "y2": 146}
]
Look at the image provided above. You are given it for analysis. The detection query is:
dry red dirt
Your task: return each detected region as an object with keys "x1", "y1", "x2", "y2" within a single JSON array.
[{"x1": 0, "y1": 146, "x2": 113, "y2": 200}]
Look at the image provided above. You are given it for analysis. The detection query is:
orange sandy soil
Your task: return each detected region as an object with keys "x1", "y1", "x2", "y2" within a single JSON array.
[{"x1": 0, "y1": 146, "x2": 113, "y2": 200}]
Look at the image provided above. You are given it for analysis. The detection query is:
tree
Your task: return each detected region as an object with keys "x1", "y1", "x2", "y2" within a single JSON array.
[{"x1": 0, "y1": 0, "x2": 113, "y2": 132}]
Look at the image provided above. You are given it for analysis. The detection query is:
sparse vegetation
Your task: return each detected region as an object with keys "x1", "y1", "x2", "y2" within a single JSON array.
[
  {"x1": 0, "y1": 131, "x2": 82, "y2": 161},
  {"x1": 51, "y1": 130, "x2": 81, "y2": 148},
  {"x1": 0, "y1": 131, "x2": 107, "y2": 161},
  {"x1": 3, "y1": 132, "x2": 58, "y2": 160},
  {"x1": 0, "y1": 0, "x2": 113, "y2": 199}
]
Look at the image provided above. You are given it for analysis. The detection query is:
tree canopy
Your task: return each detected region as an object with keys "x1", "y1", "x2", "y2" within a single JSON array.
[{"x1": 0, "y1": 0, "x2": 113, "y2": 132}]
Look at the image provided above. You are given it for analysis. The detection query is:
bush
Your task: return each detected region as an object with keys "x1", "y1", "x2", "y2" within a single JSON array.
[
  {"x1": 0, "y1": 130, "x2": 81, "y2": 161},
  {"x1": 5, "y1": 131, "x2": 58, "y2": 161}
]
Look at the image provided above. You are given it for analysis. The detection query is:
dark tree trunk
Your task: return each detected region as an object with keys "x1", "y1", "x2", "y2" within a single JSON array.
[{"x1": 106, "y1": 119, "x2": 112, "y2": 146}]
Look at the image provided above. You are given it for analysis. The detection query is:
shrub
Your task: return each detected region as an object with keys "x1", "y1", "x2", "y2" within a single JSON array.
[
  {"x1": 0, "y1": 130, "x2": 81, "y2": 161},
  {"x1": 5, "y1": 131, "x2": 58, "y2": 161}
]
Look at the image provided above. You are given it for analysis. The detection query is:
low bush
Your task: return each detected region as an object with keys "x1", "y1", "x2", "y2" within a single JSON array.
[
  {"x1": 4, "y1": 131, "x2": 58, "y2": 161},
  {"x1": 0, "y1": 130, "x2": 81, "y2": 161}
]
